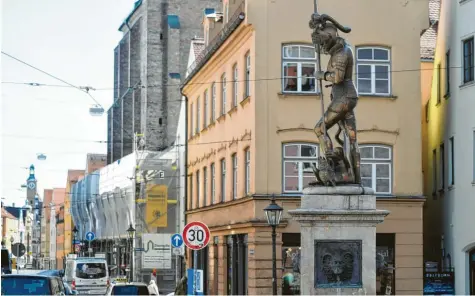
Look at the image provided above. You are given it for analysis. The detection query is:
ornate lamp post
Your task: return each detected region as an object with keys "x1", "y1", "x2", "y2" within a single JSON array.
[
  {"x1": 72, "y1": 226, "x2": 78, "y2": 255},
  {"x1": 127, "y1": 224, "x2": 136, "y2": 282},
  {"x1": 264, "y1": 195, "x2": 283, "y2": 295}
]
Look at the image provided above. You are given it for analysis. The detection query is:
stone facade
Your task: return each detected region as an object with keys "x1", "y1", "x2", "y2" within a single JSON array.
[{"x1": 107, "y1": 0, "x2": 220, "y2": 164}]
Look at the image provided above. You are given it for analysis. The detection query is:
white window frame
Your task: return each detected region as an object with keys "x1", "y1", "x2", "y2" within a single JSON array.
[
  {"x1": 220, "y1": 159, "x2": 226, "y2": 202},
  {"x1": 355, "y1": 47, "x2": 391, "y2": 96},
  {"x1": 245, "y1": 148, "x2": 250, "y2": 195},
  {"x1": 196, "y1": 170, "x2": 200, "y2": 208},
  {"x1": 233, "y1": 64, "x2": 238, "y2": 107},
  {"x1": 282, "y1": 44, "x2": 318, "y2": 94},
  {"x1": 190, "y1": 103, "x2": 194, "y2": 137},
  {"x1": 360, "y1": 145, "x2": 392, "y2": 195},
  {"x1": 245, "y1": 53, "x2": 251, "y2": 98},
  {"x1": 204, "y1": 90, "x2": 208, "y2": 128},
  {"x1": 211, "y1": 163, "x2": 216, "y2": 204},
  {"x1": 221, "y1": 74, "x2": 227, "y2": 115},
  {"x1": 232, "y1": 154, "x2": 238, "y2": 200},
  {"x1": 196, "y1": 96, "x2": 200, "y2": 134},
  {"x1": 211, "y1": 83, "x2": 216, "y2": 122},
  {"x1": 282, "y1": 143, "x2": 319, "y2": 193},
  {"x1": 203, "y1": 167, "x2": 208, "y2": 207}
]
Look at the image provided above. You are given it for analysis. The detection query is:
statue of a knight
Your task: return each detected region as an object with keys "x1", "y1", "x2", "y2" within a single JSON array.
[{"x1": 309, "y1": 13, "x2": 361, "y2": 185}]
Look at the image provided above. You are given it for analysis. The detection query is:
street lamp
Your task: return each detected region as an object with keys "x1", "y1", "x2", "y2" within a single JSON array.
[
  {"x1": 72, "y1": 226, "x2": 78, "y2": 255},
  {"x1": 127, "y1": 224, "x2": 135, "y2": 282},
  {"x1": 264, "y1": 195, "x2": 283, "y2": 296}
]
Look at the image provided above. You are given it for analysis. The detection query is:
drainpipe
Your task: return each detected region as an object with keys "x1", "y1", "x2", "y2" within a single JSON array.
[{"x1": 179, "y1": 89, "x2": 189, "y2": 274}]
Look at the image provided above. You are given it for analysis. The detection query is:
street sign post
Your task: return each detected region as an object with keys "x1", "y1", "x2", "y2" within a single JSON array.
[
  {"x1": 171, "y1": 233, "x2": 183, "y2": 248},
  {"x1": 85, "y1": 232, "x2": 95, "y2": 241},
  {"x1": 85, "y1": 232, "x2": 95, "y2": 257},
  {"x1": 183, "y1": 222, "x2": 210, "y2": 295},
  {"x1": 182, "y1": 222, "x2": 210, "y2": 250}
]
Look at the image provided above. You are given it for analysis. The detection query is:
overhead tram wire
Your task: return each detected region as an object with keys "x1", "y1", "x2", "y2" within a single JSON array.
[
  {"x1": 1, "y1": 51, "x2": 102, "y2": 107},
  {"x1": 2, "y1": 65, "x2": 464, "y2": 91}
]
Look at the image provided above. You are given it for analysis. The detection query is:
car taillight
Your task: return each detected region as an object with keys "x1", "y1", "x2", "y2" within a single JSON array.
[
  {"x1": 71, "y1": 279, "x2": 76, "y2": 290},
  {"x1": 107, "y1": 279, "x2": 110, "y2": 287}
]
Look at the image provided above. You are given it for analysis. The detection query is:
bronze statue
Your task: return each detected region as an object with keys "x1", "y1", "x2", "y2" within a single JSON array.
[{"x1": 309, "y1": 13, "x2": 361, "y2": 186}]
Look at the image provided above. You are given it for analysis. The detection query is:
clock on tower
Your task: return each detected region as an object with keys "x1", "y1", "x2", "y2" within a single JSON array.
[{"x1": 26, "y1": 164, "x2": 37, "y2": 204}]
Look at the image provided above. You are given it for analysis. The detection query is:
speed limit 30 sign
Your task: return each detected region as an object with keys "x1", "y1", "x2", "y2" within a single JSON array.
[{"x1": 182, "y1": 221, "x2": 210, "y2": 250}]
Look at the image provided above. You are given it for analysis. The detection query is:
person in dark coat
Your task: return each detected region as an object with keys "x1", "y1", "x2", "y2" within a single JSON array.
[{"x1": 174, "y1": 275, "x2": 187, "y2": 295}]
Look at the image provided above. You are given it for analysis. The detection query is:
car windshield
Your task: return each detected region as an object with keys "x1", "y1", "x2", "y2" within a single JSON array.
[
  {"x1": 1, "y1": 277, "x2": 51, "y2": 295},
  {"x1": 75, "y1": 262, "x2": 107, "y2": 279},
  {"x1": 112, "y1": 285, "x2": 149, "y2": 295}
]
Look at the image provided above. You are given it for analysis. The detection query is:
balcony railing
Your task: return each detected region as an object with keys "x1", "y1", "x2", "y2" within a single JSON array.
[{"x1": 182, "y1": 1, "x2": 246, "y2": 87}]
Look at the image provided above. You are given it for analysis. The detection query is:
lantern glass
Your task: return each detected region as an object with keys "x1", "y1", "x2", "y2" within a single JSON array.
[
  {"x1": 264, "y1": 199, "x2": 283, "y2": 226},
  {"x1": 127, "y1": 224, "x2": 136, "y2": 240}
]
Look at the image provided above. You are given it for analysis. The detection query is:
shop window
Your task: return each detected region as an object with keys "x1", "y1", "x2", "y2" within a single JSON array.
[
  {"x1": 376, "y1": 233, "x2": 395, "y2": 295},
  {"x1": 226, "y1": 234, "x2": 248, "y2": 295},
  {"x1": 282, "y1": 233, "x2": 301, "y2": 295},
  {"x1": 196, "y1": 247, "x2": 209, "y2": 295}
]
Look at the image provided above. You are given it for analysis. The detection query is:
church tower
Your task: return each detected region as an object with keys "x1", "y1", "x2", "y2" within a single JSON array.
[{"x1": 26, "y1": 164, "x2": 37, "y2": 205}]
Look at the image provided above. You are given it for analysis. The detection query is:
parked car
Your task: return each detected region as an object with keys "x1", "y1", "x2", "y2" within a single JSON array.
[
  {"x1": 37, "y1": 269, "x2": 77, "y2": 295},
  {"x1": 105, "y1": 282, "x2": 152, "y2": 295},
  {"x1": 1, "y1": 274, "x2": 66, "y2": 295}
]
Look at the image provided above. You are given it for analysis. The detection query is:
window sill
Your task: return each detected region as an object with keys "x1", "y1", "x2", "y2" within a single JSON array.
[
  {"x1": 209, "y1": 120, "x2": 216, "y2": 128},
  {"x1": 359, "y1": 94, "x2": 398, "y2": 100},
  {"x1": 216, "y1": 114, "x2": 226, "y2": 122},
  {"x1": 240, "y1": 96, "x2": 251, "y2": 107},
  {"x1": 472, "y1": 181, "x2": 475, "y2": 186},
  {"x1": 228, "y1": 106, "x2": 238, "y2": 116},
  {"x1": 448, "y1": 185, "x2": 455, "y2": 191},
  {"x1": 460, "y1": 81, "x2": 475, "y2": 89},
  {"x1": 460, "y1": 0, "x2": 474, "y2": 5},
  {"x1": 200, "y1": 126, "x2": 208, "y2": 133},
  {"x1": 278, "y1": 92, "x2": 320, "y2": 99},
  {"x1": 444, "y1": 93, "x2": 450, "y2": 99}
]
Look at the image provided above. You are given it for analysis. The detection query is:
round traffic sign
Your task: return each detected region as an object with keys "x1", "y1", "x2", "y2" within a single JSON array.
[{"x1": 182, "y1": 221, "x2": 210, "y2": 250}]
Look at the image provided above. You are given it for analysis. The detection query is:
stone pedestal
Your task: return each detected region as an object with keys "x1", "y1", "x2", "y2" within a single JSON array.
[{"x1": 288, "y1": 185, "x2": 389, "y2": 295}]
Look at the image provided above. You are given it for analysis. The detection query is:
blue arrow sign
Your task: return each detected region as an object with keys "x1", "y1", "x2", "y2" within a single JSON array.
[
  {"x1": 171, "y1": 233, "x2": 183, "y2": 248},
  {"x1": 85, "y1": 232, "x2": 95, "y2": 242}
]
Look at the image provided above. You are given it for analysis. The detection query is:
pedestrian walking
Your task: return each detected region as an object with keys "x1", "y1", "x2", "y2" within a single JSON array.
[{"x1": 148, "y1": 279, "x2": 159, "y2": 295}]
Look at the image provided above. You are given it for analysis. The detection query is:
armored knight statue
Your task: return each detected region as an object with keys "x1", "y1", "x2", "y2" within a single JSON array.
[{"x1": 309, "y1": 13, "x2": 361, "y2": 186}]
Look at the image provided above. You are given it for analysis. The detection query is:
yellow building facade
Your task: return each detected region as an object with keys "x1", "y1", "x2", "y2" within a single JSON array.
[{"x1": 182, "y1": 0, "x2": 429, "y2": 294}]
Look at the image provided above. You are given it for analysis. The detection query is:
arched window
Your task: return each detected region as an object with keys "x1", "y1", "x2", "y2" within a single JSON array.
[
  {"x1": 360, "y1": 145, "x2": 392, "y2": 194},
  {"x1": 282, "y1": 143, "x2": 319, "y2": 192},
  {"x1": 355, "y1": 47, "x2": 391, "y2": 96},
  {"x1": 282, "y1": 44, "x2": 317, "y2": 93}
]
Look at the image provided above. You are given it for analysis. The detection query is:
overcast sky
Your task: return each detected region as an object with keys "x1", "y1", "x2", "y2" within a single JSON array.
[{"x1": 1, "y1": 0, "x2": 135, "y2": 206}]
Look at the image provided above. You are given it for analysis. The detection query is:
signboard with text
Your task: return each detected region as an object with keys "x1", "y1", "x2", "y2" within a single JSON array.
[
  {"x1": 141, "y1": 233, "x2": 172, "y2": 270},
  {"x1": 423, "y1": 271, "x2": 455, "y2": 295}
]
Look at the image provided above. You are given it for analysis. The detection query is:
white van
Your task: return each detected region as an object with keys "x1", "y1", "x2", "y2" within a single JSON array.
[{"x1": 64, "y1": 256, "x2": 110, "y2": 295}]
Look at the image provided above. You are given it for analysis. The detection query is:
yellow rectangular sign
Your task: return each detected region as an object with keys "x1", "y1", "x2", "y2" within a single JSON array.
[{"x1": 145, "y1": 184, "x2": 168, "y2": 227}]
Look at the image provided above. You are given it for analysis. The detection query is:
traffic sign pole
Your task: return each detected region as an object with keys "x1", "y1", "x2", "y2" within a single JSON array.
[{"x1": 182, "y1": 222, "x2": 210, "y2": 295}]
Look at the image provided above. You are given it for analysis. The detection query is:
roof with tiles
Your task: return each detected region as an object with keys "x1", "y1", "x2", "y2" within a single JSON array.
[{"x1": 420, "y1": 0, "x2": 441, "y2": 60}]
